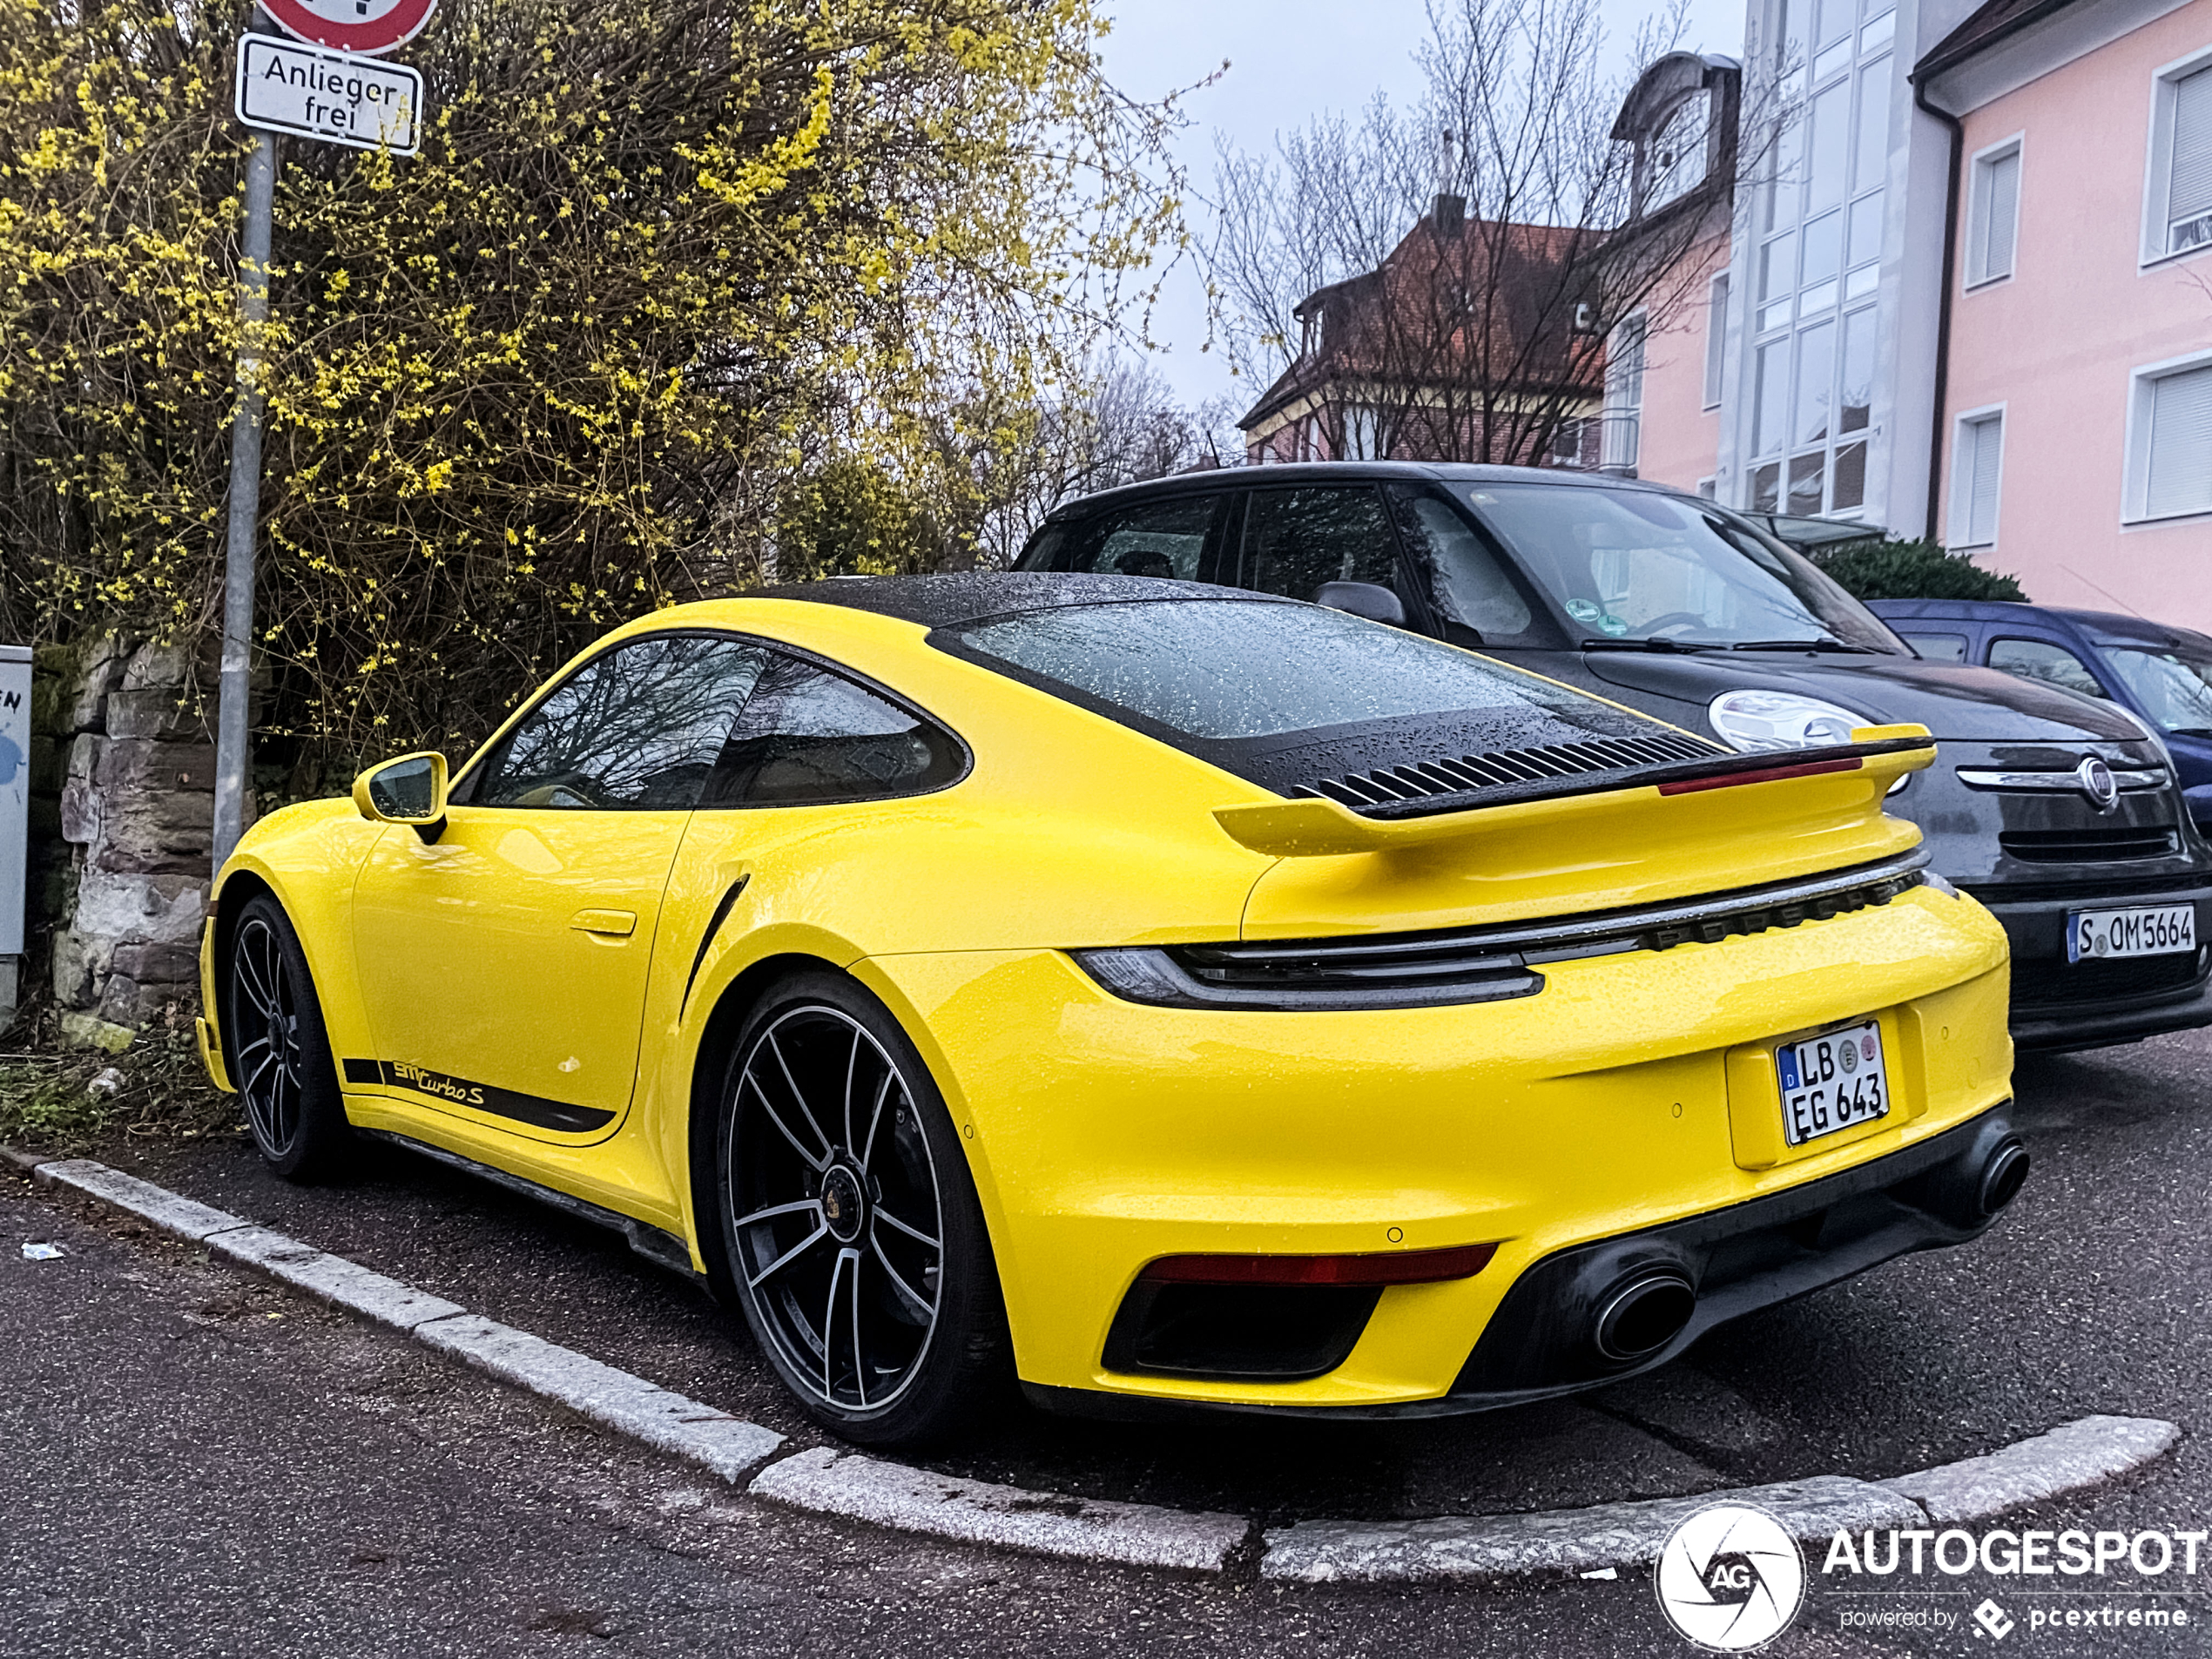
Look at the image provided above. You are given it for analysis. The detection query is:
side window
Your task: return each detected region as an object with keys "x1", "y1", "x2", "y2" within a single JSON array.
[
  {"x1": 1898, "y1": 631, "x2": 1968, "y2": 663},
  {"x1": 1385, "y1": 486, "x2": 1535, "y2": 641},
  {"x1": 1988, "y1": 637, "x2": 2108, "y2": 699},
  {"x1": 475, "y1": 635, "x2": 766, "y2": 810},
  {"x1": 1236, "y1": 488, "x2": 1399, "y2": 602},
  {"x1": 1032, "y1": 496, "x2": 1224, "y2": 580},
  {"x1": 705, "y1": 653, "x2": 964, "y2": 807}
]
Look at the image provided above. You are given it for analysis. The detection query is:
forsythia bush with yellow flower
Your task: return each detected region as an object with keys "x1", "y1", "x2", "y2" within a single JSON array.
[{"x1": 0, "y1": 0, "x2": 1182, "y2": 776}]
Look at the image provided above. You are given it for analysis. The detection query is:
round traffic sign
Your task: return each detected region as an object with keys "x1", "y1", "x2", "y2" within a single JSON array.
[{"x1": 256, "y1": 0, "x2": 437, "y2": 56}]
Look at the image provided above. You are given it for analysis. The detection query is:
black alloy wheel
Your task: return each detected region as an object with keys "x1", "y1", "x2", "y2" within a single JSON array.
[
  {"x1": 711, "y1": 973, "x2": 1008, "y2": 1446},
  {"x1": 225, "y1": 894, "x2": 350, "y2": 1180}
]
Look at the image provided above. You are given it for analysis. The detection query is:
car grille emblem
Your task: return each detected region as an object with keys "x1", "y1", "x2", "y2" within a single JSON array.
[{"x1": 2075, "y1": 756, "x2": 2120, "y2": 813}]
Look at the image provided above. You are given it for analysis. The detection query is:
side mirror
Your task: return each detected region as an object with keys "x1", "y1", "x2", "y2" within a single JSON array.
[
  {"x1": 353, "y1": 752, "x2": 449, "y2": 841},
  {"x1": 1316, "y1": 580, "x2": 1408, "y2": 627}
]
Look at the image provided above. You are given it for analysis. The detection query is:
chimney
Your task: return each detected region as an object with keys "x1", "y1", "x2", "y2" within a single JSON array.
[{"x1": 1433, "y1": 128, "x2": 1465, "y2": 235}]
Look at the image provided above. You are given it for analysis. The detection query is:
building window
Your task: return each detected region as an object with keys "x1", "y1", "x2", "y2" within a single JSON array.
[
  {"x1": 1603, "y1": 314, "x2": 1646, "y2": 469},
  {"x1": 1740, "y1": 0, "x2": 1889, "y2": 520},
  {"x1": 2145, "y1": 54, "x2": 2212, "y2": 265},
  {"x1": 1965, "y1": 137, "x2": 2021, "y2": 287},
  {"x1": 1646, "y1": 91, "x2": 1712, "y2": 212},
  {"x1": 1344, "y1": 405, "x2": 1383, "y2": 461},
  {"x1": 2126, "y1": 354, "x2": 2212, "y2": 523},
  {"x1": 1950, "y1": 408, "x2": 2005, "y2": 548},
  {"x1": 1703, "y1": 273, "x2": 1729, "y2": 408},
  {"x1": 1549, "y1": 416, "x2": 1590, "y2": 467}
]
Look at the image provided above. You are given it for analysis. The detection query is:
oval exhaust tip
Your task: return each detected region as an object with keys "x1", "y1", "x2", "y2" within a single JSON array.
[
  {"x1": 1978, "y1": 1141, "x2": 2031, "y2": 1218},
  {"x1": 1594, "y1": 1271, "x2": 1697, "y2": 1363}
]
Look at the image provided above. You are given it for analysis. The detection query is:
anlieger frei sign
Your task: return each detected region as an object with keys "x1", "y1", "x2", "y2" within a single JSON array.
[{"x1": 233, "y1": 36, "x2": 423, "y2": 155}]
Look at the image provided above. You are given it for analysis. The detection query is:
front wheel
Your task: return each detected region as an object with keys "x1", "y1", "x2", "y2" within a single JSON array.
[
  {"x1": 707, "y1": 973, "x2": 1009, "y2": 1446},
  {"x1": 225, "y1": 894, "x2": 352, "y2": 1181}
]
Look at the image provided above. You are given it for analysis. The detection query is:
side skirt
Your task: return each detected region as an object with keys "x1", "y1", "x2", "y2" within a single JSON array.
[{"x1": 354, "y1": 1127, "x2": 705, "y2": 1285}]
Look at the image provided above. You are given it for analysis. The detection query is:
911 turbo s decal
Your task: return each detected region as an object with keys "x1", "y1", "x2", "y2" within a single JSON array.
[{"x1": 341, "y1": 1058, "x2": 617, "y2": 1134}]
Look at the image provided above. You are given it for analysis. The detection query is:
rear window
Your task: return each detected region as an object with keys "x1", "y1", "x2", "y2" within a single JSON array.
[{"x1": 951, "y1": 598, "x2": 1600, "y2": 741}]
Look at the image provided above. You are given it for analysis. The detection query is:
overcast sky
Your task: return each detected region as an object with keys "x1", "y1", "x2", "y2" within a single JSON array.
[{"x1": 1096, "y1": 0, "x2": 1749, "y2": 415}]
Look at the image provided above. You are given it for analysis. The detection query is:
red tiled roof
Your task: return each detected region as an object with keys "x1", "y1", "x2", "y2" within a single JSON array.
[{"x1": 1238, "y1": 206, "x2": 1606, "y2": 431}]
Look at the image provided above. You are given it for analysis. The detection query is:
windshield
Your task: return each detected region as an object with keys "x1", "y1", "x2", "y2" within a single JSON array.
[
  {"x1": 954, "y1": 598, "x2": 1608, "y2": 740},
  {"x1": 1453, "y1": 483, "x2": 1903, "y2": 651},
  {"x1": 2099, "y1": 645, "x2": 2212, "y2": 736}
]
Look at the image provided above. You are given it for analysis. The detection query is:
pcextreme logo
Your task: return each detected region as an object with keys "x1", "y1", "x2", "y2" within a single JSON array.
[{"x1": 1654, "y1": 1504, "x2": 1807, "y2": 1651}]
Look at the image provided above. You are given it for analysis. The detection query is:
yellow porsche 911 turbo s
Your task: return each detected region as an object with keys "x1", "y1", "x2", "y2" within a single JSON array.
[{"x1": 198, "y1": 574, "x2": 2026, "y2": 1446}]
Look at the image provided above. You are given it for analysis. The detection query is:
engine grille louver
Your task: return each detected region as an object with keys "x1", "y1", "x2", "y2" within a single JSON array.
[
  {"x1": 1999, "y1": 827, "x2": 2180, "y2": 864},
  {"x1": 1294, "y1": 733, "x2": 1724, "y2": 810}
]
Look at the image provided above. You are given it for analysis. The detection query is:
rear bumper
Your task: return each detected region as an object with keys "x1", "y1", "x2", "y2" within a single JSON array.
[
  {"x1": 1026, "y1": 1103, "x2": 2022, "y2": 1423},
  {"x1": 1966, "y1": 880, "x2": 2212, "y2": 1050}
]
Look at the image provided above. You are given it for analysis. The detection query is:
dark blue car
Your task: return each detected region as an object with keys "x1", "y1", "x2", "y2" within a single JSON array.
[{"x1": 1868, "y1": 601, "x2": 2212, "y2": 834}]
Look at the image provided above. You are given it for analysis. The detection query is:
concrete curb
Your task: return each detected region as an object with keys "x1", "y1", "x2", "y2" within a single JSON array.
[
  {"x1": 1260, "y1": 1475, "x2": 1924, "y2": 1584},
  {"x1": 1878, "y1": 1414, "x2": 2184, "y2": 1526},
  {"x1": 415, "y1": 1312, "x2": 783, "y2": 1483},
  {"x1": 10, "y1": 1151, "x2": 2184, "y2": 1580},
  {"x1": 752, "y1": 1447, "x2": 1251, "y2": 1572},
  {"x1": 17, "y1": 1150, "x2": 779, "y2": 1482}
]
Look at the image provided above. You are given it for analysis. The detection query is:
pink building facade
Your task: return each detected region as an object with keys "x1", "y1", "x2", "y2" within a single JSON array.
[
  {"x1": 1627, "y1": 0, "x2": 2212, "y2": 627},
  {"x1": 1923, "y1": 0, "x2": 2212, "y2": 622},
  {"x1": 1626, "y1": 237, "x2": 1733, "y2": 498}
]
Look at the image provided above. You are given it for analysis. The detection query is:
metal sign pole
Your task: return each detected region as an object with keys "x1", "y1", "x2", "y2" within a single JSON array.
[{"x1": 212, "y1": 126, "x2": 279, "y2": 874}]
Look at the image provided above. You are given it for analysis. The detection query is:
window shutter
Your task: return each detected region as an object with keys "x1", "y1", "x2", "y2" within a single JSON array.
[
  {"x1": 2146, "y1": 364, "x2": 2212, "y2": 520},
  {"x1": 2171, "y1": 66, "x2": 2212, "y2": 253},
  {"x1": 1703, "y1": 274, "x2": 1729, "y2": 408},
  {"x1": 1977, "y1": 150, "x2": 2020, "y2": 282},
  {"x1": 1957, "y1": 415, "x2": 2003, "y2": 545}
]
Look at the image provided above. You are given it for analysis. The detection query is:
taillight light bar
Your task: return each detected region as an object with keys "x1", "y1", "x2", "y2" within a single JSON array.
[
  {"x1": 1139, "y1": 1243, "x2": 1497, "y2": 1287},
  {"x1": 1657, "y1": 756, "x2": 1863, "y2": 795}
]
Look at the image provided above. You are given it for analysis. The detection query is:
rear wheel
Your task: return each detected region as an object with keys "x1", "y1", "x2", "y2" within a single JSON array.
[
  {"x1": 226, "y1": 894, "x2": 351, "y2": 1181},
  {"x1": 707, "y1": 972, "x2": 1009, "y2": 1446}
]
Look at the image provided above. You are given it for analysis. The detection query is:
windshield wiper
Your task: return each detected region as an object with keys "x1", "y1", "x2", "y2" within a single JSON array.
[
  {"x1": 1726, "y1": 637, "x2": 1886, "y2": 654},
  {"x1": 1578, "y1": 637, "x2": 1723, "y2": 652}
]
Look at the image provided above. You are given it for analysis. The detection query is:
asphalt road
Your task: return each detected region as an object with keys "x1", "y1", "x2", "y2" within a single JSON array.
[{"x1": 6, "y1": 1028, "x2": 2210, "y2": 1656}]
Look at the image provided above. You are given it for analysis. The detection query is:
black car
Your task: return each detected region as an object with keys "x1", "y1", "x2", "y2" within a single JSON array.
[{"x1": 1016, "y1": 462, "x2": 2212, "y2": 1052}]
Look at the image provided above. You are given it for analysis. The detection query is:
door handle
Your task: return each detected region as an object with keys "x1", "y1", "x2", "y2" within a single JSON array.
[{"x1": 570, "y1": 908, "x2": 637, "y2": 937}]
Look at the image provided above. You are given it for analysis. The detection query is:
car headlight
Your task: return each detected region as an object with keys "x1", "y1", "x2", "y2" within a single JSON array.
[{"x1": 1708, "y1": 690, "x2": 1865, "y2": 753}]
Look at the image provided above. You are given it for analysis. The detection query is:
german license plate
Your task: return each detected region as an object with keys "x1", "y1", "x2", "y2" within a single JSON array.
[
  {"x1": 1776, "y1": 1020, "x2": 1890, "y2": 1147},
  {"x1": 2067, "y1": 905, "x2": 2195, "y2": 962}
]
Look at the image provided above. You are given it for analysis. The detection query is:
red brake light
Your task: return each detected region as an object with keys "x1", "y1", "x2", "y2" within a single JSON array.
[
  {"x1": 1658, "y1": 756, "x2": 1863, "y2": 795},
  {"x1": 1139, "y1": 1243, "x2": 1497, "y2": 1287}
]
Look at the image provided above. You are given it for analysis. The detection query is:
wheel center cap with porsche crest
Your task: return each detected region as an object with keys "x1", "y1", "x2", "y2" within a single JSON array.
[
  {"x1": 2076, "y1": 756, "x2": 2121, "y2": 813},
  {"x1": 820, "y1": 1166, "x2": 867, "y2": 1243}
]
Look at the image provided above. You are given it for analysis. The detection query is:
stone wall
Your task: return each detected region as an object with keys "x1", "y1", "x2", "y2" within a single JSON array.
[{"x1": 30, "y1": 636, "x2": 231, "y2": 1047}]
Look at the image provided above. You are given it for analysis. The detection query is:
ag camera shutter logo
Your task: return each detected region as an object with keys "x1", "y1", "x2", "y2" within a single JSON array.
[{"x1": 1654, "y1": 1503, "x2": 1806, "y2": 1650}]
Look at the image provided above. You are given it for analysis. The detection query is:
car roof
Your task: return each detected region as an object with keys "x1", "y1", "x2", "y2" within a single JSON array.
[
  {"x1": 1042, "y1": 462, "x2": 1690, "y2": 521},
  {"x1": 747, "y1": 570, "x2": 1264, "y2": 631},
  {"x1": 1868, "y1": 598, "x2": 2212, "y2": 653}
]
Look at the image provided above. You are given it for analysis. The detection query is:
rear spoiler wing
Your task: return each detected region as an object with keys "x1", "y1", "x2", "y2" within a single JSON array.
[{"x1": 1215, "y1": 725, "x2": 1935, "y2": 859}]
